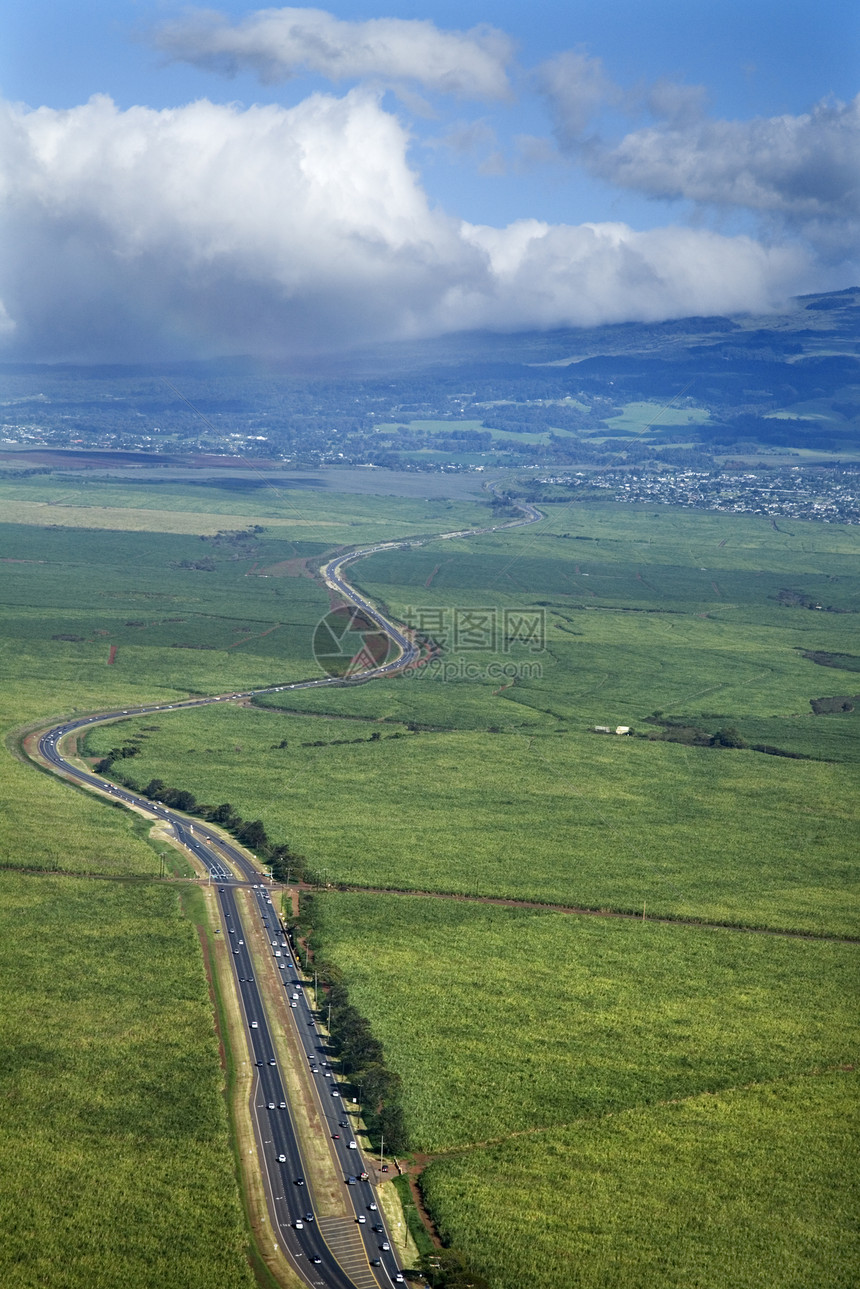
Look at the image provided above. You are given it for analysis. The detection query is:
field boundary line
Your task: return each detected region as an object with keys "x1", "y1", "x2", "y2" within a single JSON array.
[
  {"x1": 404, "y1": 1063, "x2": 858, "y2": 1168},
  {"x1": 318, "y1": 884, "x2": 860, "y2": 944}
]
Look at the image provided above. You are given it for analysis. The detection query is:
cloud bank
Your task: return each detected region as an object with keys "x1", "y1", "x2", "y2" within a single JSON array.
[
  {"x1": 0, "y1": 92, "x2": 813, "y2": 362},
  {"x1": 539, "y1": 52, "x2": 860, "y2": 263},
  {"x1": 153, "y1": 6, "x2": 513, "y2": 100}
]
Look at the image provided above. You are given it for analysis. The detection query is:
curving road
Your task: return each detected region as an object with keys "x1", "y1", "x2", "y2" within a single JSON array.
[{"x1": 32, "y1": 497, "x2": 543, "y2": 1289}]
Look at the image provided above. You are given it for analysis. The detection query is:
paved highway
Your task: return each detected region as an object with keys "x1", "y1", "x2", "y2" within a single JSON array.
[{"x1": 32, "y1": 498, "x2": 543, "y2": 1289}]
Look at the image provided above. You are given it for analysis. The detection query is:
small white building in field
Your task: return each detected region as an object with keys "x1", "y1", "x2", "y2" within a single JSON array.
[{"x1": 615, "y1": 726, "x2": 630, "y2": 735}]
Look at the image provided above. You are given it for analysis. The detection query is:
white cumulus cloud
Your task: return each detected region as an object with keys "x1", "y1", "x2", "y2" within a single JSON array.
[
  {"x1": 0, "y1": 92, "x2": 813, "y2": 362},
  {"x1": 152, "y1": 6, "x2": 514, "y2": 100}
]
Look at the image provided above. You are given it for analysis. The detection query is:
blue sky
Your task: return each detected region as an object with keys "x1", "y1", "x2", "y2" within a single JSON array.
[{"x1": 1, "y1": 2, "x2": 857, "y2": 360}]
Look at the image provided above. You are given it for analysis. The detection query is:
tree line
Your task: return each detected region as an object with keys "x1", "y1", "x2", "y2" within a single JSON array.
[
  {"x1": 94, "y1": 747, "x2": 308, "y2": 883},
  {"x1": 295, "y1": 893, "x2": 409, "y2": 1156}
]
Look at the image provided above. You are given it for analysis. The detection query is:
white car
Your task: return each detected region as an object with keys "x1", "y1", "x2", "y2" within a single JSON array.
[
  {"x1": 250, "y1": 1021, "x2": 259, "y2": 1029},
  {"x1": 356, "y1": 1215, "x2": 366, "y2": 1224},
  {"x1": 294, "y1": 1220, "x2": 304, "y2": 1230},
  {"x1": 348, "y1": 1141, "x2": 357, "y2": 1150}
]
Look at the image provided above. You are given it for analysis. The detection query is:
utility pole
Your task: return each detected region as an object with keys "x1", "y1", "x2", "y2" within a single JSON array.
[{"x1": 379, "y1": 1133, "x2": 384, "y2": 1168}]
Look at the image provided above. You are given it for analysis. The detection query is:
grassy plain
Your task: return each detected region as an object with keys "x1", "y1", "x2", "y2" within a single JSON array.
[
  {"x1": 2, "y1": 484, "x2": 858, "y2": 1288},
  {"x1": 421, "y1": 1071, "x2": 859, "y2": 1289},
  {"x1": 0, "y1": 474, "x2": 487, "y2": 542},
  {"x1": 0, "y1": 483, "x2": 497, "y2": 1286},
  {"x1": 603, "y1": 399, "x2": 713, "y2": 435},
  {"x1": 308, "y1": 893, "x2": 858, "y2": 1151},
  {"x1": 93, "y1": 691, "x2": 860, "y2": 934},
  {"x1": 309, "y1": 893, "x2": 859, "y2": 1288},
  {"x1": 0, "y1": 872, "x2": 254, "y2": 1289}
]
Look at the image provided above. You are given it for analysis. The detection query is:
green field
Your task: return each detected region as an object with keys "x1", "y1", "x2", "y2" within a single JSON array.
[
  {"x1": 309, "y1": 893, "x2": 858, "y2": 1152},
  {"x1": 306, "y1": 893, "x2": 858, "y2": 1289},
  {"x1": 87, "y1": 501, "x2": 860, "y2": 934},
  {"x1": 87, "y1": 702, "x2": 859, "y2": 934},
  {"x1": 2, "y1": 481, "x2": 858, "y2": 1288},
  {"x1": 0, "y1": 872, "x2": 253, "y2": 1289},
  {"x1": 421, "y1": 1072, "x2": 858, "y2": 1289},
  {"x1": 0, "y1": 485, "x2": 494, "y2": 1286},
  {"x1": 0, "y1": 473, "x2": 488, "y2": 540}
]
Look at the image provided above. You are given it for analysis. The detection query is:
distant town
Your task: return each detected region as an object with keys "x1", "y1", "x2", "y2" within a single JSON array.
[{"x1": 534, "y1": 466, "x2": 860, "y2": 524}]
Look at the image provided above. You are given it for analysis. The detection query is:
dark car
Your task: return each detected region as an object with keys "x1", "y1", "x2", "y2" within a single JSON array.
[{"x1": 295, "y1": 1177, "x2": 305, "y2": 1186}]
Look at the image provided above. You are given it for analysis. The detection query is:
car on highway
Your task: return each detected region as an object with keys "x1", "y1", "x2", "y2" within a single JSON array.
[
  {"x1": 356, "y1": 1215, "x2": 366, "y2": 1223},
  {"x1": 346, "y1": 1176, "x2": 356, "y2": 1185},
  {"x1": 279, "y1": 1100, "x2": 286, "y2": 1109},
  {"x1": 348, "y1": 1141, "x2": 357, "y2": 1149},
  {"x1": 295, "y1": 1177, "x2": 305, "y2": 1186},
  {"x1": 267, "y1": 1101, "x2": 275, "y2": 1110},
  {"x1": 294, "y1": 1220, "x2": 304, "y2": 1230},
  {"x1": 368, "y1": 1202, "x2": 377, "y2": 1210},
  {"x1": 372, "y1": 1225, "x2": 384, "y2": 1233},
  {"x1": 278, "y1": 1153, "x2": 286, "y2": 1162},
  {"x1": 250, "y1": 1021, "x2": 258, "y2": 1029},
  {"x1": 331, "y1": 1089, "x2": 340, "y2": 1097},
  {"x1": 395, "y1": 1274, "x2": 405, "y2": 1283},
  {"x1": 380, "y1": 1241, "x2": 390, "y2": 1252},
  {"x1": 304, "y1": 1212, "x2": 315, "y2": 1222},
  {"x1": 370, "y1": 1259, "x2": 381, "y2": 1267},
  {"x1": 269, "y1": 1058, "x2": 277, "y2": 1066}
]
